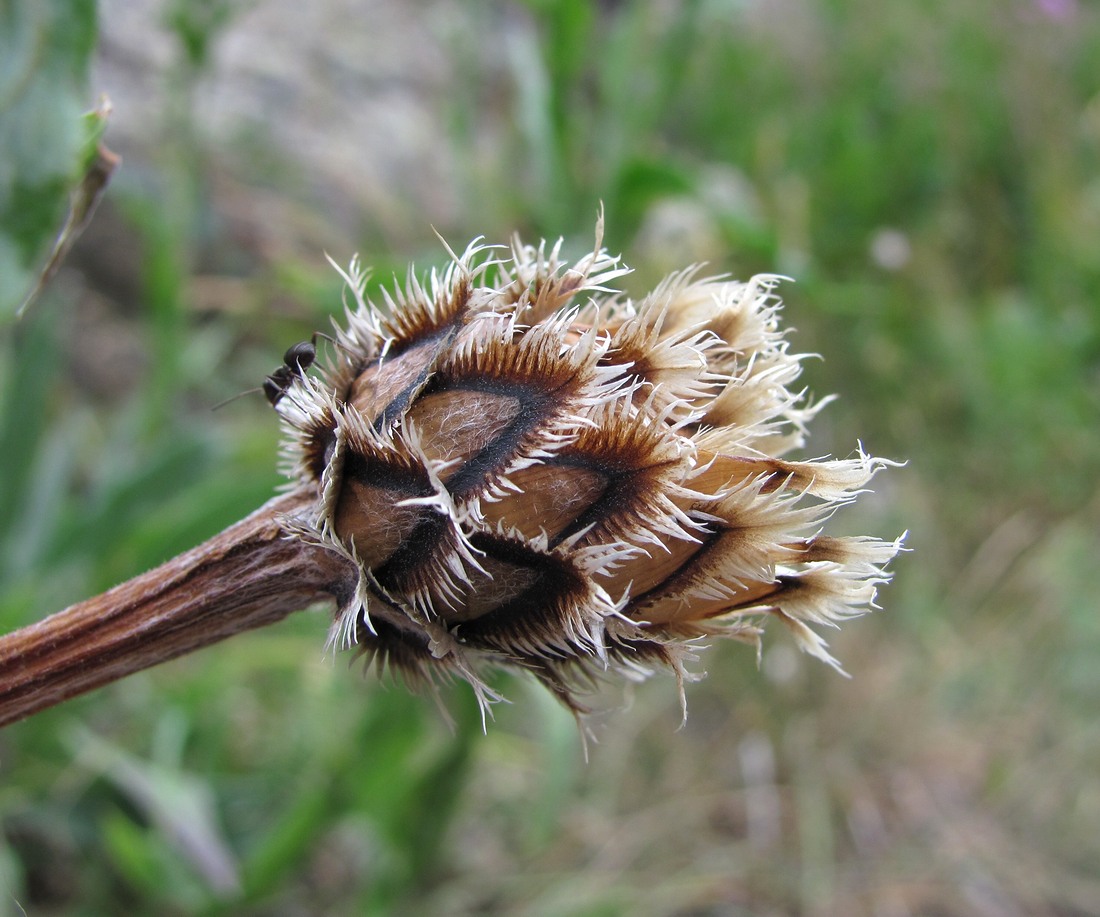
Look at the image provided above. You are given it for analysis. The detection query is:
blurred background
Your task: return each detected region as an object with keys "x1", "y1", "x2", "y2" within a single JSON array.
[{"x1": 2, "y1": 0, "x2": 1099, "y2": 914}]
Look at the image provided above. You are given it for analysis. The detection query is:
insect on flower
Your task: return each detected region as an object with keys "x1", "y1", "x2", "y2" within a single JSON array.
[
  {"x1": 215, "y1": 334, "x2": 337, "y2": 410},
  {"x1": 264, "y1": 334, "x2": 338, "y2": 406},
  {"x1": 269, "y1": 217, "x2": 905, "y2": 722}
]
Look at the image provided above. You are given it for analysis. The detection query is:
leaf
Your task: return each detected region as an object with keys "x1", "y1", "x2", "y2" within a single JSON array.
[
  {"x1": 0, "y1": 0, "x2": 103, "y2": 323},
  {"x1": 66, "y1": 725, "x2": 242, "y2": 898}
]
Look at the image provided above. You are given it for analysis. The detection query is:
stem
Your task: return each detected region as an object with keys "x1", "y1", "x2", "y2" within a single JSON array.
[{"x1": 0, "y1": 488, "x2": 355, "y2": 728}]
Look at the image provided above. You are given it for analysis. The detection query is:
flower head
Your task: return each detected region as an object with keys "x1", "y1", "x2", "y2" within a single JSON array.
[{"x1": 276, "y1": 220, "x2": 903, "y2": 720}]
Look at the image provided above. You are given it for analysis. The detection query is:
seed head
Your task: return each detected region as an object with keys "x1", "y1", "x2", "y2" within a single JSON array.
[{"x1": 275, "y1": 220, "x2": 903, "y2": 720}]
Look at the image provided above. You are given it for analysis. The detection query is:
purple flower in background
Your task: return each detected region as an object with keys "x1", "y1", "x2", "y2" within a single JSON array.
[{"x1": 1035, "y1": 0, "x2": 1077, "y2": 21}]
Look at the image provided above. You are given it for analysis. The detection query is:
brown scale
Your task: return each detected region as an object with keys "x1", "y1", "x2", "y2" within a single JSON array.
[
  {"x1": 330, "y1": 431, "x2": 463, "y2": 607},
  {"x1": 352, "y1": 601, "x2": 440, "y2": 684},
  {"x1": 377, "y1": 270, "x2": 474, "y2": 352},
  {"x1": 442, "y1": 532, "x2": 592, "y2": 652}
]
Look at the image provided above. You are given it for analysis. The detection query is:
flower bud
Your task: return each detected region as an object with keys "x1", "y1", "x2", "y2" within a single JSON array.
[{"x1": 276, "y1": 222, "x2": 903, "y2": 718}]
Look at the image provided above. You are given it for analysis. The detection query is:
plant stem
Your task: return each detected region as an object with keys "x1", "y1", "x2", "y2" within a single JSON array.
[{"x1": 0, "y1": 488, "x2": 354, "y2": 728}]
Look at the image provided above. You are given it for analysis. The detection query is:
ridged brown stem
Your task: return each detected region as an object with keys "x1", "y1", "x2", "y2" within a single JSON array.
[{"x1": 0, "y1": 487, "x2": 355, "y2": 728}]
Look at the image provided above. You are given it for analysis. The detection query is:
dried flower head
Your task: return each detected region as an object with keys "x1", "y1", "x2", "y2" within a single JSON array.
[{"x1": 274, "y1": 218, "x2": 903, "y2": 719}]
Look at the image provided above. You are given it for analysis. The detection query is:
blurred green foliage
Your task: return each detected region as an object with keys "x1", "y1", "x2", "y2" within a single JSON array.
[{"x1": 2, "y1": 1, "x2": 1099, "y2": 915}]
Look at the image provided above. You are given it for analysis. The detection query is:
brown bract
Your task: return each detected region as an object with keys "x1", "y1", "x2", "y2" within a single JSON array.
[{"x1": 275, "y1": 221, "x2": 904, "y2": 718}]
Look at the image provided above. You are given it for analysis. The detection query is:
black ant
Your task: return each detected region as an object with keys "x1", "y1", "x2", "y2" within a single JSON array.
[
  {"x1": 215, "y1": 332, "x2": 335, "y2": 410},
  {"x1": 263, "y1": 338, "x2": 319, "y2": 405}
]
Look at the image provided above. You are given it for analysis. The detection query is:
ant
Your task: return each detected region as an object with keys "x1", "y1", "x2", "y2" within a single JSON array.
[
  {"x1": 215, "y1": 332, "x2": 335, "y2": 410},
  {"x1": 263, "y1": 338, "x2": 320, "y2": 405}
]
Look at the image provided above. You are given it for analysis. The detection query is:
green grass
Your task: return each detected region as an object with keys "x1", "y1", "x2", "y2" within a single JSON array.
[{"x1": 2, "y1": 1, "x2": 1099, "y2": 914}]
